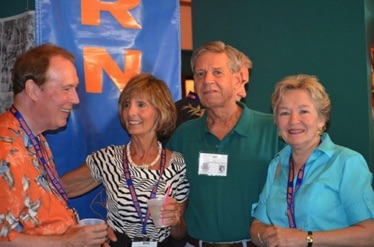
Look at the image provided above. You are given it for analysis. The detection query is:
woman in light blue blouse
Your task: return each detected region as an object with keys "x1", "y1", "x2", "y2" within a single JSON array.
[{"x1": 250, "y1": 74, "x2": 374, "y2": 247}]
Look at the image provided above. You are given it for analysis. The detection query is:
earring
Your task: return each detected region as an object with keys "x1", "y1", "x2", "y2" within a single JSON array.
[{"x1": 317, "y1": 128, "x2": 323, "y2": 136}]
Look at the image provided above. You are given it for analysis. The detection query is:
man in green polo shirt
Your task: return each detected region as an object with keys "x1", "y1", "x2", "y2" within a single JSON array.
[{"x1": 167, "y1": 41, "x2": 283, "y2": 246}]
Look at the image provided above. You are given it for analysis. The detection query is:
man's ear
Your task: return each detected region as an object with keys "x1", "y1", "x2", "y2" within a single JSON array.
[
  {"x1": 25, "y1": 79, "x2": 41, "y2": 101},
  {"x1": 233, "y1": 72, "x2": 242, "y2": 90}
]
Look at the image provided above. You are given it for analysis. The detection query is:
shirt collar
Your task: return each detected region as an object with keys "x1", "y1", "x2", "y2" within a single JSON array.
[
  {"x1": 277, "y1": 133, "x2": 335, "y2": 166},
  {"x1": 196, "y1": 101, "x2": 250, "y2": 141}
]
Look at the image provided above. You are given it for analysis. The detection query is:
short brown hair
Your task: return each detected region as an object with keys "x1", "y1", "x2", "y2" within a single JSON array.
[
  {"x1": 12, "y1": 43, "x2": 75, "y2": 95},
  {"x1": 118, "y1": 73, "x2": 177, "y2": 139}
]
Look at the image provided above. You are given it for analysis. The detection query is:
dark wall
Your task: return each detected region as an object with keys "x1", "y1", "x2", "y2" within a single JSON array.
[
  {"x1": 0, "y1": 0, "x2": 35, "y2": 17},
  {"x1": 192, "y1": 0, "x2": 374, "y2": 171},
  {"x1": 366, "y1": 0, "x2": 374, "y2": 174}
]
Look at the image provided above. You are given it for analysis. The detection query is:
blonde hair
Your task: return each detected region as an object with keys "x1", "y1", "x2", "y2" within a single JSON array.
[{"x1": 272, "y1": 74, "x2": 331, "y2": 131}]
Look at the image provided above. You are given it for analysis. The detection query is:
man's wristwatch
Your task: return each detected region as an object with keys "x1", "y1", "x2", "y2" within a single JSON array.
[{"x1": 306, "y1": 231, "x2": 313, "y2": 247}]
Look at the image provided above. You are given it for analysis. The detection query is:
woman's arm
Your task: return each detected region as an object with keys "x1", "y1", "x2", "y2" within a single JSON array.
[
  {"x1": 251, "y1": 219, "x2": 374, "y2": 247},
  {"x1": 169, "y1": 200, "x2": 187, "y2": 240},
  {"x1": 60, "y1": 163, "x2": 101, "y2": 198},
  {"x1": 250, "y1": 219, "x2": 269, "y2": 247},
  {"x1": 312, "y1": 219, "x2": 374, "y2": 247},
  {"x1": 157, "y1": 196, "x2": 187, "y2": 240}
]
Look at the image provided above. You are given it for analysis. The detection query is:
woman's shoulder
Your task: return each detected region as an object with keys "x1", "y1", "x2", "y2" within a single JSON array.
[
  {"x1": 166, "y1": 149, "x2": 186, "y2": 167},
  {"x1": 169, "y1": 149, "x2": 184, "y2": 159},
  {"x1": 89, "y1": 144, "x2": 126, "y2": 157},
  {"x1": 331, "y1": 144, "x2": 367, "y2": 166}
]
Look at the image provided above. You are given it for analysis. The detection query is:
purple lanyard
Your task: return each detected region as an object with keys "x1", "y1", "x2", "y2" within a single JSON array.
[
  {"x1": 286, "y1": 156, "x2": 305, "y2": 228},
  {"x1": 123, "y1": 146, "x2": 166, "y2": 236},
  {"x1": 10, "y1": 106, "x2": 77, "y2": 218}
]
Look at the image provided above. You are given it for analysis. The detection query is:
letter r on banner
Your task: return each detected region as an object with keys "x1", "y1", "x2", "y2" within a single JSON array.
[{"x1": 81, "y1": 0, "x2": 141, "y2": 28}]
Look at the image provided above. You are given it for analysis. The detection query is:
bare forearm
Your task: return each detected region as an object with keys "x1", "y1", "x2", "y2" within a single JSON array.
[
  {"x1": 60, "y1": 163, "x2": 100, "y2": 198},
  {"x1": 1, "y1": 233, "x2": 65, "y2": 247},
  {"x1": 250, "y1": 219, "x2": 374, "y2": 247},
  {"x1": 170, "y1": 200, "x2": 187, "y2": 240},
  {"x1": 312, "y1": 220, "x2": 374, "y2": 247},
  {"x1": 170, "y1": 218, "x2": 187, "y2": 240},
  {"x1": 2, "y1": 217, "x2": 108, "y2": 246},
  {"x1": 250, "y1": 219, "x2": 268, "y2": 247}
]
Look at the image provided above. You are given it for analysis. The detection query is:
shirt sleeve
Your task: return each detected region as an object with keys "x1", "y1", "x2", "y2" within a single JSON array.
[
  {"x1": 251, "y1": 157, "x2": 279, "y2": 225},
  {"x1": 339, "y1": 154, "x2": 374, "y2": 224},
  {"x1": 170, "y1": 152, "x2": 189, "y2": 203},
  {"x1": 86, "y1": 150, "x2": 104, "y2": 182}
]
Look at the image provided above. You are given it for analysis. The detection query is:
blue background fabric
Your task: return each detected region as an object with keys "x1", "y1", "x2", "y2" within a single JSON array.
[{"x1": 35, "y1": 0, "x2": 181, "y2": 219}]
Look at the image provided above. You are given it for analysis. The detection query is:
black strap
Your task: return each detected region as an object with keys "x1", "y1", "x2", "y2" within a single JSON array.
[{"x1": 307, "y1": 231, "x2": 313, "y2": 247}]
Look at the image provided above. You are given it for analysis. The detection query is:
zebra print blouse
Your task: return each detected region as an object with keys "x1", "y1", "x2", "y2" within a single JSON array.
[{"x1": 86, "y1": 145, "x2": 189, "y2": 242}]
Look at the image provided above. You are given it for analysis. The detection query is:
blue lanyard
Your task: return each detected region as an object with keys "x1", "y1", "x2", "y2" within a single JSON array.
[
  {"x1": 10, "y1": 105, "x2": 78, "y2": 221},
  {"x1": 123, "y1": 145, "x2": 166, "y2": 236},
  {"x1": 286, "y1": 156, "x2": 305, "y2": 228}
]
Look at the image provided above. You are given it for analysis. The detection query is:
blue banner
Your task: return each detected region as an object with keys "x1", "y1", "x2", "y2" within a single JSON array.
[{"x1": 35, "y1": 0, "x2": 181, "y2": 219}]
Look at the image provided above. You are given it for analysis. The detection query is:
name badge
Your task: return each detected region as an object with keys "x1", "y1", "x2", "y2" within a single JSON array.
[
  {"x1": 198, "y1": 153, "x2": 228, "y2": 176},
  {"x1": 132, "y1": 241, "x2": 157, "y2": 247}
]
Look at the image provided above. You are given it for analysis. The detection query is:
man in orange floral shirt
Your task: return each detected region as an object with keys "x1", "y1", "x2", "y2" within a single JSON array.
[{"x1": 0, "y1": 44, "x2": 108, "y2": 246}]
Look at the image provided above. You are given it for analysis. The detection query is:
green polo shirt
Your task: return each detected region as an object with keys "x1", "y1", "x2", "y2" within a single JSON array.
[{"x1": 167, "y1": 102, "x2": 283, "y2": 242}]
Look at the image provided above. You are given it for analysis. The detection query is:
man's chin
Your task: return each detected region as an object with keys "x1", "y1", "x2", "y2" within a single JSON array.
[{"x1": 45, "y1": 122, "x2": 68, "y2": 134}]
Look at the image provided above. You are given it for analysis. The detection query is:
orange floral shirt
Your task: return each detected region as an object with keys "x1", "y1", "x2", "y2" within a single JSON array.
[{"x1": 0, "y1": 111, "x2": 77, "y2": 241}]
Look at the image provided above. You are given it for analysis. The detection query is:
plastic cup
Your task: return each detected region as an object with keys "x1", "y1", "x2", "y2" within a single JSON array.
[
  {"x1": 79, "y1": 218, "x2": 105, "y2": 225},
  {"x1": 79, "y1": 218, "x2": 105, "y2": 247},
  {"x1": 147, "y1": 196, "x2": 168, "y2": 228}
]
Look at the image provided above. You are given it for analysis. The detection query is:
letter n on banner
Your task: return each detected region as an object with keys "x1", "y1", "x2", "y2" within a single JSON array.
[{"x1": 83, "y1": 47, "x2": 141, "y2": 93}]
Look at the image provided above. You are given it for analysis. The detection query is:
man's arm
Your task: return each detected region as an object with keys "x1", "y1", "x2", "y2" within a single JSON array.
[{"x1": 1, "y1": 223, "x2": 108, "y2": 247}]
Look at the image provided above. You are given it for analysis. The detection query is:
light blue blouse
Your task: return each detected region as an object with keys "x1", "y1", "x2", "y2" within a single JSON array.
[{"x1": 252, "y1": 133, "x2": 374, "y2": 231}]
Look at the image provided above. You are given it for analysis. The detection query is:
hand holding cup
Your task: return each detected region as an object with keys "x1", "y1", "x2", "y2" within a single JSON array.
[
  {"x1": 147, "y1": 196, "x2": 182, "y2": 228},
  {"x1": 78, "y1": 218, "x2": 107, "y2": 247}
]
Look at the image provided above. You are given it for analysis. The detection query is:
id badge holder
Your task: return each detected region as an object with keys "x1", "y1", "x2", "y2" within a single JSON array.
[
  {"x1": 198, "y1": 152, "x2": 228, "y2": 176},
  {"x1": 132, "y1": 236, "x2": 157, "y2": 247}
]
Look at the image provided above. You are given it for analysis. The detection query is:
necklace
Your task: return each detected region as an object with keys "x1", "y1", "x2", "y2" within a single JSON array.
[{"x1": 126, "y1": 141, "x2": 162, "y2": 169}]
